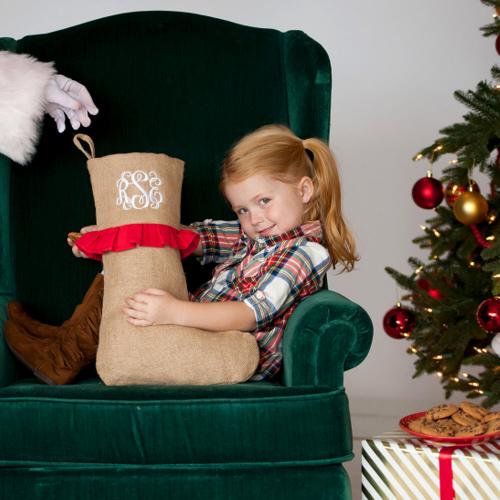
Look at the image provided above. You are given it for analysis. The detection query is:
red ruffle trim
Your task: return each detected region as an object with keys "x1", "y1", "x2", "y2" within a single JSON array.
[{"x1": 74, "y1": 223, "x2": 200, "y2": 261}]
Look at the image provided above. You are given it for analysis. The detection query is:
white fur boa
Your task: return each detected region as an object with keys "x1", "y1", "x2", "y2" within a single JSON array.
[{"x1": 0, "y1": 51, "x2": 55, "y2": 165}]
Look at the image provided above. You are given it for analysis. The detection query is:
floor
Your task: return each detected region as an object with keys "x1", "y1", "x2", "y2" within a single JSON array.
[
  {"x1": 344, "y1": 397, "x2": 431, "y2": 499},
  {"x1": 344, "y1": 439, "x2": 364, "y2": 499}
]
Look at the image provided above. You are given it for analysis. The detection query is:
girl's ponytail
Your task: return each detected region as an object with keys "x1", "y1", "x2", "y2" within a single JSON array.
[{"x1": 302, "y1": 138, "x2": 358, "y2": 272}]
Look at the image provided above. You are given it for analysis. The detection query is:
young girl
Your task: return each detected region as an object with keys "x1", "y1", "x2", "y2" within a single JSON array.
[
  {"x1": 121, "y1": 123, "x2": 358, "y2": 381},
  {"x1": 6, "y1": 124, "x2": 358, "y2": 383}
]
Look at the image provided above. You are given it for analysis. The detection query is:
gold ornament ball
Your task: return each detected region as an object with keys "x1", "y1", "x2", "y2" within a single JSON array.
[{"x1": 453, "y1": 191, "x2": 489, "y2": 225}]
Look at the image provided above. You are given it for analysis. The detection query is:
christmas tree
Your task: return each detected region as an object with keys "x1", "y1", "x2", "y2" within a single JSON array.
[{"x1": 385, "y1": 0, "x2": 500, "y2": 408}]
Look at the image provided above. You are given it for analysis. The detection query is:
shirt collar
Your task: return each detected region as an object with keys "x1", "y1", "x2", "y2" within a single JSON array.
[{"x1": 242, "y1": 220, "x2": 323, "y2": 248}]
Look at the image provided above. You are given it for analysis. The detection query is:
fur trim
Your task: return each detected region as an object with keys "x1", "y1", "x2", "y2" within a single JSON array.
[{"x1": 0, "y1": 51, "x2": 55, "y2": 165}]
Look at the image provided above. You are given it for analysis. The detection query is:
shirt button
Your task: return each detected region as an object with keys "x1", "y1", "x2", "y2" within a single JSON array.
[{"x1": 255, "y1": 290, "x2": 265, "y2": 300}]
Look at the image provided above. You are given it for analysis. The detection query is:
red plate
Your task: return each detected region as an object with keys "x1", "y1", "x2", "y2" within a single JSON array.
[{"x1": 399, "y1": 411, "x2": 500, "y2": 446}]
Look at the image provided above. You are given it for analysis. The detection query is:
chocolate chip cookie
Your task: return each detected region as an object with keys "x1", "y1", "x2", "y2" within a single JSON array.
[
  {"x1": 451, "y1": 409, "x2": 481, "y2": 427},
  {"x1": 426, "y1": 404, "x2": 459, "y2": 420}
]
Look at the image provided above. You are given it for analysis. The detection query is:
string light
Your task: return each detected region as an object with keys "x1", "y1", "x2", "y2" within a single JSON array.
[
  {"x1": 447, "y1": 375, "x2": 485, "y2": 394},
  {"x1": 413, "y1": 153, "x2": 424, "y2": 161},
  {"x1": 432, "y1": 355, "x2": 443, "y2": 360},
  {"x1": 436, "y1": 371, "x2": 443, "y2": 378},
  {"x1": 424, "y1": 307, "x2": 433, "y2": 313},
  {"x1": 432, "y1": 229, "x2": 441, "y2": 237},
  {"x1": 415, "y1": 266, "x2": 424, "y2": 275},
  {"x1": 473, "y1": 346, "x2": 488, "y2": 354},
  {"x1": 486, "y1": 235, "x2": 495, "y2": 241},
  {"x1": 448, "y1": 159, "x2": 459, "y2": 165},
  {"x1": 433, "y1": 145, "x2": 444, "y2": 153},
  {"x1": 420, "y1": 224, "x2": 427, "y2": 231},
  {"x1": 488, "y1": 213, "x2": 497, "y2": 223}
]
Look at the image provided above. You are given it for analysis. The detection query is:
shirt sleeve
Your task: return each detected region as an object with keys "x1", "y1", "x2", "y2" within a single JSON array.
[
  {"x1": 243, "y1": 242, "x2": 331, "y2": 330},
  {"x1": 188, "y1": 219, "x2": 242, "y2": 265}
]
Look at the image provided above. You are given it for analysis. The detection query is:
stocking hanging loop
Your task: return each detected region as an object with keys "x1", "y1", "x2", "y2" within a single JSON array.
[{"x1": 73, "y1": 134, "x2": 96, "y2": 160}]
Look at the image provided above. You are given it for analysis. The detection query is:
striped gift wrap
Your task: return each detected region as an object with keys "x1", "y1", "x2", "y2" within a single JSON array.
[{"x1": 361, "y1": 430, "x2": 500, "y2": 500}]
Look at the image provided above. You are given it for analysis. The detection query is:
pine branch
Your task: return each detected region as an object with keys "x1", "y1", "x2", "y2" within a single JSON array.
[
  {"x1": 384, "y1": 266, "x2": 417, "y2": 291},
  {"x1": 454, "y1": 87, "x2": 500, "y2": 120},
  {"x1": 480, "y1": 0, "x2": 500, "y2": 37},
  {"x1": 414, "y1": 68, "x2": 500, "y2": 165},
  {"x1": 480, "y1": 0, "x2": 500, "y2": 8},
  {"x1": 481, "y1": 19, "x2": 500, "y2": 37}
]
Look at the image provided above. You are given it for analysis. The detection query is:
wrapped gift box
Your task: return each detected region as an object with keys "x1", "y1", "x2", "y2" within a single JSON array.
[{"x1": 361, "y1": 430, "x2": 500, "y2": 500}]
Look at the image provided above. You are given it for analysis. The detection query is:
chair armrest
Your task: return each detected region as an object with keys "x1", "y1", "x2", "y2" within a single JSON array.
[{"x1": 282, "y1": 290, "x2": 373, "y2": 388}]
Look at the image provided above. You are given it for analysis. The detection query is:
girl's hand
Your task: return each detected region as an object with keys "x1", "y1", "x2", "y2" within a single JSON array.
[
  {"x1": 123, "y1": 288, "x2": 180, "y2": 327},
  {"x1": 67, "y1": 225, "x2": 97, "y2": 258}
]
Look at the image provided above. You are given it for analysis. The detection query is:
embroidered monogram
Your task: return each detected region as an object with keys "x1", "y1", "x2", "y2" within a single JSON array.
[{"x1": 116, "y1": 170, "x2": 164, "y2": 210}]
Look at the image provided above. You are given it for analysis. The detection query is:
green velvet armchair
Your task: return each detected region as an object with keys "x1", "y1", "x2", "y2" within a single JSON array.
[{"x1": 0, "y1": 11, "x2": 373, "y2": 499}]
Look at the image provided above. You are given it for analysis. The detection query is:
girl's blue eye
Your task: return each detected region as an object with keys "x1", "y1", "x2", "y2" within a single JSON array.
[
  {"x1": 237, "y1": 208, "x2": 247, "y2": 215},
  {"x1": 259, "y1": 198, "x2": 270, "y2": 206}
]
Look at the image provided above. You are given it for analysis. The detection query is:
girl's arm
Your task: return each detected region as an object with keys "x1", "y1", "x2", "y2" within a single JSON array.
[
  {"x1": 123, "y1": 288, "x2": 257, "y2": 332},
  {"x1": 183, "y1": 220, "x2": 241, "y2": 264}
]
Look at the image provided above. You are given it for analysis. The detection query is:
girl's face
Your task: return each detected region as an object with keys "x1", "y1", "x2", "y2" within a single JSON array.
[{"x1": 224, "y1": 174, "x2": 314, "y2": 240}]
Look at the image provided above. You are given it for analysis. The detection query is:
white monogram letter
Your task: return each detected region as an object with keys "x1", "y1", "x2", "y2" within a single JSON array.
[
  {"x1": 116, "y1": 170, "x2": 164, "y2": 210},
  {"x1": 148, "y1": 171, "x2": 163, "y2": 209}
]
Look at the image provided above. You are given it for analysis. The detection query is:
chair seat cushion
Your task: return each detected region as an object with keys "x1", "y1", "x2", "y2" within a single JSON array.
[{"x1": 0, "y1": 378, "x2": 353, "y2": 466}]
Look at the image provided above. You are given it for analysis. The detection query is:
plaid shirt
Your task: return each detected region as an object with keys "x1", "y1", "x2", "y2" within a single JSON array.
[{"x1": 188, "y1": 219, "x2": 331, "y2": 381}]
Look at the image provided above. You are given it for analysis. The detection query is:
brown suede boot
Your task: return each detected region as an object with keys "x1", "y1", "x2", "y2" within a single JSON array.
[
  {"x1": 3, "y1": 273, "x2": 104, "y2": 385},
  {"x1": 7, "y1": 273, "x2": 104, "y2": 339}
]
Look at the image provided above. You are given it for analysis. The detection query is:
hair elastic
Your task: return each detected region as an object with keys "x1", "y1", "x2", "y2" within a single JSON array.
[{"x1": 304, "y1": 147, "x2": 314, "y2": 162}]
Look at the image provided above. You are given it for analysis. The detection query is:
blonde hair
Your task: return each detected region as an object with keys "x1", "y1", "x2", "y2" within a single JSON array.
[{"x1": 220, "y1": 124, "x2": 358, "y2": 272}]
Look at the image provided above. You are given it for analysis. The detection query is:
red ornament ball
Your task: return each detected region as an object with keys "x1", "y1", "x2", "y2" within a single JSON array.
[
  {"x1": 412, "y1": 176, "x2": 444, "y2": 209},
  {"x1": 383, "y1": 305, "x2": 416, "y2": 339},
  {"x1": 416, "y1": 278, "x2": 444, "y2": 300},
  {"x1": 476, "y1": 297, "x2": 500, "y2": 333},
  {"x1": 496, "y1": 34, "x2": 500, "y2": 56},
  {"x1": 444, "y1": 180, "x2": 479, "y2": 208}
]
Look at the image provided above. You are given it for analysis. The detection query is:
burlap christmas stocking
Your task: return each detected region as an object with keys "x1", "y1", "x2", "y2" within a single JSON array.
[{"x1": 72, "y1": 134, "x2": 259, "y2": 385}]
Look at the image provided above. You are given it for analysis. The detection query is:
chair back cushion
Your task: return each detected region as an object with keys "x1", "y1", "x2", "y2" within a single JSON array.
[{"x1": 1, "y1": 11, "x2": 331, "y2": 323}]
